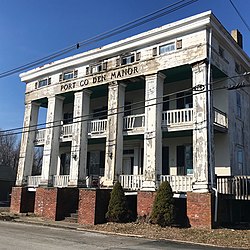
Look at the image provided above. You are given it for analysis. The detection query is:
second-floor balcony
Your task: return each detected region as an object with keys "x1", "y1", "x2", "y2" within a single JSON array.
[{"x1": 34, "y1": 107, "x2": 228, "y2": 144}]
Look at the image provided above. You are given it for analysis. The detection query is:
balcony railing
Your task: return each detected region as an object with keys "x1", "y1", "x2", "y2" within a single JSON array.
[
  {"x1": 119, "y1": 174, "x2": 193, "y2": 192},
  {"x1": 35, "y1": 129, "x2": 46, "y2": 144},
  {"x1": 119, "y1": 175, "x2": 144, "y2": 190},
  {"x1": 160, "y1": 175, "x2": 194, "y2": 192},
  {"x1": 61, "y1": 124, "x2": 73, "y2": 139},
  {"x1": 123, "y1": 114, "x2": 145, "y2": 130},
  {"x1": 88, "y1": 119, "x2": 107, "y2": 135},
  {"x1": 53, "y1": 175, "x2": 70, "y2": 188},
  {"x1": 162, "y1": 108, "x2": 193, "y2": 127},
  {"x1": 27, "y1": 175, "x2": 42, "y2": 187},
  {"x1": 217, "y1": 176, "x2": 250, "y2": 200},
  {"x1": 34, "y1": 107, "x2": 228, "y2": 143}
]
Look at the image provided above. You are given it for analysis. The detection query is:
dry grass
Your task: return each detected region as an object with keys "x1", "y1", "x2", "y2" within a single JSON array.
[{"x1": 83, "y1": 222, "x2": 250, "y2": 249}]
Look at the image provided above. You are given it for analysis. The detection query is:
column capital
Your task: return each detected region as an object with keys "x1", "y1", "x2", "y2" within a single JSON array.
[
  {"x1": 108, "y1": 81, "x2": 127, "y2": 89},
  {"x1": 48, "y1": 95, "x2": 65, "y2": 102},
  {"x1": 145, "y1": 72, "x2": 166, "y2": 81},
  {"x1": 191, "y1": 60, "x2": 207, "y2": 73},
  {"x1": 74, "y1": 89, "x2": 92, "y2": 97}
]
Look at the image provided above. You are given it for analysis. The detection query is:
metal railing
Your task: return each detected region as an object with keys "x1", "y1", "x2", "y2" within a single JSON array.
[
  {"x1": 160, "y1": 175, "x2": 194, "y2": 192},
  {"x1": 88, "y1": 119, "x2": 107, "y2": 135},
  {"x1": 123, "y1": 114, "x2": 145, "y2": 130},
  {"x1": 217, "y1": 176, "x2": 250, "y2": 200},
  {"x1": 27, "y1": 175, "x2": 41, "y2": 187},
  {"x1": 53, "y1": 175, "x2": 70, "y2": 188},
  {"x1": 162, "y1": 108, "x2": 193, "y2": 127},
  {"x1": 119, "y1": 175, "x2": 144, "y2": 190}
]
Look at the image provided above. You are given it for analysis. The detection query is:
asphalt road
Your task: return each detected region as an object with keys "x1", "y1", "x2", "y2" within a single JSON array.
[{"x1": 0, "y1": 221, "x2": 227, "y2": 250}]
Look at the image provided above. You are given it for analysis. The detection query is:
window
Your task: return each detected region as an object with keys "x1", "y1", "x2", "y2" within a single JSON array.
[
  {"x1": 86, "y1": 62, "x2": 107, "y2": 75},
  {"x1": 37, "y1": 77, "x2": 51, "y2": 88},
  {"x1": 159, "y1": 42, "x2": 175, "y2": 54},
  {"x1": 235, "y1": 62, "x2": 241, "y2": 74},
  {"x1": 236, "y1": 146, "x2": 243, "y2": 174},
  {"x1": 121, "y1": 54, "x2": 135, "y2": 65},
  {"x1": 236, "y1": 92, "x2": 241, "y2": 118},
  {"x1": 60, "y1": 70, "x2": 78, "y2": 81},
  {"x1": 219, "y1": 46, "x2": 225, "y2": 58}
]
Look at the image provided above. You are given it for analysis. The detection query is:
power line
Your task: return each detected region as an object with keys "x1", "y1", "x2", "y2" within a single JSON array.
[
  {"x1": 0, "y1": 0, "x2": 198, "y2": 79},
  {"x1": 0, "y1": 71, "x2": 249, "y2": 138},
  {"x1": 229, "y1": 0, "x2": 250, "y2": 33}
]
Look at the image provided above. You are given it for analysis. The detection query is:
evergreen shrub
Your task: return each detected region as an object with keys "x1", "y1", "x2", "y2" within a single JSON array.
[
  {"x1": 105, "y1": 181, "x2": 128, "y2": 223},
  {"x1": 150, "y1": 181, "x2": 175, "y2": 227}
]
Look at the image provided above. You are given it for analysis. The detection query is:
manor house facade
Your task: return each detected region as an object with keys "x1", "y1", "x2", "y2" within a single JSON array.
[{"x1": 11, "y1": 11, "x2": 250, "y2": 228}]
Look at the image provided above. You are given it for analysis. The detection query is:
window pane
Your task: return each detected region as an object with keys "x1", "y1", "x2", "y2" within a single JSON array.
[
  {"x1": 38, "y1": 79, "x2": 48, "y2": 88},
  {"x1": 159, "y1": 43, "x2": 175, "y2": 54},
  {"x1": 63, "y1": 71, "x2": 74, "y2": 80}
]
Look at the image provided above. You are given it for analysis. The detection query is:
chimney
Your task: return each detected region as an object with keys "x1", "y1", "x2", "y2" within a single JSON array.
[{"x1": 231, "y1": 29, "x2": 243, "y2": 49}]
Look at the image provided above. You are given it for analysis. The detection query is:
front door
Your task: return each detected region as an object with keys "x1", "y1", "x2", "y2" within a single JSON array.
[
  {"x1": 122, "y1": 157, "x2": 133, "y2": 175},
  {"x1": 177, "y1": 145, "x2": 193, "y2": 175}
]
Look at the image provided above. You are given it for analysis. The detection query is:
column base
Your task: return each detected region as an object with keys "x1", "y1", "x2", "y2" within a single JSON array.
[
  {"x1": 141, "y1": 180, "x2": 157, "y2": 191},
  {"x1": 192, "y1": 181, "x2": 210, "y2": 193},
  {"x1": 101, "y1": 177, "x2": 114, "y2": 188}
]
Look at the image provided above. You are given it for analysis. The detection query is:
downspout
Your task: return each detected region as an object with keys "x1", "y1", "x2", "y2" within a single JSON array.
[{"x1": 207, "y1": 26, "x2": 218, "y2": 223}]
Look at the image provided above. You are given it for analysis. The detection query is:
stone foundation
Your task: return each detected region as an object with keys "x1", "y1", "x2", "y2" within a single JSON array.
[
  {"x1": 187, "y1": 192, "x2": 214, "y2": 229},
  {"x1": 10, "y1": 187, "x2": 35, "y2": 214},
  {"x1": 78, "y1": 188, "x2": 111, "y2": 225}
]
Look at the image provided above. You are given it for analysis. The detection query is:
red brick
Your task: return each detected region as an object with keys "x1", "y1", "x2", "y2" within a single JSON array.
[
  {"x1": 78, "y1": 189, "x2": 111, "y2": 225},
  {"x1": 137, "y1": 191, "x2": 156, "y2": 218},
  {"x1": 187, "y1": 192, "x2": 214, "y2": 229}
]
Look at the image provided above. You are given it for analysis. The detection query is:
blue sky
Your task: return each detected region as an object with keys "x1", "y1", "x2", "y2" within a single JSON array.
[{"x1": 0, "y1": 0, "x2": 249, "y2": 130}]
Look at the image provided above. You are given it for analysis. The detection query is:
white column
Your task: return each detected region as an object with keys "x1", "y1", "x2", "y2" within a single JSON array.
[
  {"x1": 142, "y1": 73, "x2": 165, "y2": 190},
  {"x1": 16, "y1": 102, "x2": 39, "y2": 186},
  {"x1": 68, "y1": 90, "x2": 91, "y2": 187},
  {"x1": 102, "y1": 82, "x2": 125, "y2": 187},
  {"x1": 40, "y1": 95, "x2": 64, "y2": 186},
  {"x1": 192, "y1": 62, "x2": 214, "y2": 192}
]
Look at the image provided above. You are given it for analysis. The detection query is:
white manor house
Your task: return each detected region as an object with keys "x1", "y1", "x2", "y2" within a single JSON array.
[{"x1": 11, "y1": 11, "x2": 250, "y2": 228}]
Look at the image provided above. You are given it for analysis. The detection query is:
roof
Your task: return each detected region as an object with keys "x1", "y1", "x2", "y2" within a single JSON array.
[{"x1": 0, "y1": 165, "x2": 15, "y2": 182}]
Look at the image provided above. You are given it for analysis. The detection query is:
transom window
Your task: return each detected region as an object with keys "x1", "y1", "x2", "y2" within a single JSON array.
[
  {"x1": 159, "y1": 42, "x2": 175, "y2": 54},
  {"x1": 37, "y1": 77, "x2": 51, "y2": 88}
]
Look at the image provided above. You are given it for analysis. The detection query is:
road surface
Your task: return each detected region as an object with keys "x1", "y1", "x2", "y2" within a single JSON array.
[{"x1": 0, "y1": 221, "x2": 227, "y2": 250}]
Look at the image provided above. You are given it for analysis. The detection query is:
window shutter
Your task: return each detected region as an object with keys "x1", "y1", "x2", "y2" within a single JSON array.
[
  {"x1": 136, "y1": 52, "x2": 141, "y2": 61},
  {"x1": 176, "y1": 39, "x2": 182, "y2": 49},
  {"x1": 152, "y1": 47, "x2": 157, "y2": 56},
  {"x1": 102, "y1": 62, "x2": 107, "y2": 71},
  {"x1": 59, "y1": 74, "x2": 62, "y2": 81},
  {"x1": 48, "y1": 77, "x2": 51, "y2": 85},
  {"x1": 74, "y1": 70, "x2": 78, "y2": 78},
  {"x1": 116, "y1": 58, "x2": 121, "y2": 67},
  {"x1": 86, "y1": 67, "x2": 89, "y2": 75}
]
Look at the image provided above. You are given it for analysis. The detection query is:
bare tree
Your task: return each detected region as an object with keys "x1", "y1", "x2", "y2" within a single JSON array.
[
  {"x1": 32, "y1": 147, "x2": 43, "y2": 175},
  {"x1": 0, "y1": 129, "x2": 20, "y2": 173}
]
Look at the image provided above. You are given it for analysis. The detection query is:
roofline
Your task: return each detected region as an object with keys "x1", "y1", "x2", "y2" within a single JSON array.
[{"x1": 20, "y1": 11, "x2": 213, "y2": 82}]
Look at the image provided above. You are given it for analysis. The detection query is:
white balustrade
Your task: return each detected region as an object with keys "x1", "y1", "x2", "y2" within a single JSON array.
[
  {"x1": 123, "y1": 114, "x2": 145, "y2": 130},
  {"x1": 53, "y1": 175, "x2": 70, "y2": 187},
  {"x1": 88, "y1": 119, "x2": 107, "y2": 135},
  {"x1": 217, "y1": 176, "x2": 250, "y2": 200},
  {"x1": 119, "y1": 175, "x2": 144, "y2": 190},
  {"x1": 61, "y1": 124, "x2": 73, "y2": 138},
  {"x1": 160, "y1": 175, "x2": 194, "y2": 192},
  {"x1": 27, "y1": 175, "x2": 41, "y2": 187},
  {"x1": 162, "y1": 108, "x2": 193, "y2": 127},
  {"x1": 35, "y1": 129, "x2": 46, "y2": 143}
]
